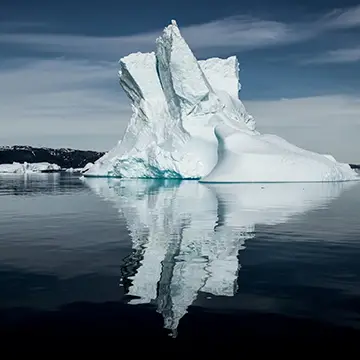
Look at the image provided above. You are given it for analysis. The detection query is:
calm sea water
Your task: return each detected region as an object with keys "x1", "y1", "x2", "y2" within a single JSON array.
[{"x1": 1, "y1": 173, "x2": 360, "y2": 343}]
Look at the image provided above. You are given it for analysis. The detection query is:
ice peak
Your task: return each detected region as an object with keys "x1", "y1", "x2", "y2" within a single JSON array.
[
  {"x1": 160, "y1": 19, "x2": 182, "y2": 40},
  {"x1": 156, "y1": 19, "x2": 223, "y2": 117}
]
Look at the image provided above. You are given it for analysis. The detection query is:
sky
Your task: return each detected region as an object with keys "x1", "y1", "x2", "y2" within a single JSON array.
[{"x1": 0, "y1": 0, "x2": 359, "y2": 162}]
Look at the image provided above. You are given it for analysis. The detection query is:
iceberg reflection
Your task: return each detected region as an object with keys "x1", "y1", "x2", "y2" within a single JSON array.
[{"x1": 84, "y1": 178, "x2": 352, "y2": 336}]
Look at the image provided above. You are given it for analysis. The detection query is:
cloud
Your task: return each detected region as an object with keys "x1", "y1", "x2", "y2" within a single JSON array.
[
  {"x1": 1, "y1": 59, "x2": 116, "y2": 94},
  {"x1": 322, "y1": 5, "x2": 360, "y2": 29},
  {"x1": 181, "y1": 17, "x2": 299, "y2": 50},
  {"x1": 300, "y1": 5, "x2": 360, "y2": 64},
  {"x1": 1, "y1": 5, "x2": 360, "y2": 59},
  {"x1": 0, "y1": 32, "x2": 158, "y2": 60},
  {"x1": 303, "y1": 46, "x2": 360, "y2": 64},
  {"x1": 246, "y1": 95, "x2": 360, "y2": 163},
  {"x1": 0, "y1": 58, "x2": 131, "y2": 150},
  {"x1": 181, "y1": 5, "x2": 360, "y2": 52},
  {"x1": 247, "y1": 95, "x2": 360, "y2": 126}
]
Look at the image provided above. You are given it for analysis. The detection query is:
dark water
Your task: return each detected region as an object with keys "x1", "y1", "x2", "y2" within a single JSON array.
[{"x1": 1, "y1": 174, "x2": 360, "y2": 345}]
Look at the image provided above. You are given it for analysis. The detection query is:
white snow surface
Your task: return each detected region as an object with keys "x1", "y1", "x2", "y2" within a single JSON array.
[
  {"x1": 86, "y1": 20, "x2": 358, "y2": 182},
  {"x1": 0, "y1": 162, "x2": 61, "y2": 174}
]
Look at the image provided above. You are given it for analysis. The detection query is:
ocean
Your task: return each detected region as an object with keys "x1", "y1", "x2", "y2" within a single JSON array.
[{"x1": 1, "y1": 174, "x2": 360, "y2": 346}]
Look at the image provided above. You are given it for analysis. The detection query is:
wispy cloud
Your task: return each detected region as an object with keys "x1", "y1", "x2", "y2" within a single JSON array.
[
  {"x1": 183, "y1": 6, "x2": 360, "y2": 51},
  {"x1": 1, "y1": 59, "x2": 116, "y2": 93},
  {"x1": 322, "y1": 5, "x2": 360, "y2": 29},
  {"x1": 303, "y1": 46, "x2": 360, "y2": 64},
  {"x1": 1, "y1": 5, "x2": 360, "y2": 59},
  {"x1": 0, "y1": 32, "x2": 158, "y2": 59},
  {"x1": 181, "y1": 16, "x2": 298, "y2": 50}
]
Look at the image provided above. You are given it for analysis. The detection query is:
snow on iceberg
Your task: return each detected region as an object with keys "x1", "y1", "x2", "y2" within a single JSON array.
[
  {"x1": 86, "y1": 20, "x2": 358, "y2": 182},
  {"x1": 0, "y1": 162, "x2": 61, "y2": 174},
  {"x1": 201, "y1": 125, "x2": 356, "y2": 182}
]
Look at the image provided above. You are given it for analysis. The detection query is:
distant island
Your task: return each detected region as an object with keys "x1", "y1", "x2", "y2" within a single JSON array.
[
  {"x1": 0, "y1": 146, "x2": 104, "y2": 169},
  {"x1": 350, "y1": 164, "x2": 360, "y2": 169}
]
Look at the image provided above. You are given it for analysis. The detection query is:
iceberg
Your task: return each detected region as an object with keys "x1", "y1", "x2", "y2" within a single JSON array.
[
  {"x1": 65, "y1": 162, "x2": 94, "y2": 174},
  {"x1": 85, "y1": 20, "x2": 358, "y2": 182},
  {"x1": 0, "y1": 162, "x2": 61, "y2": 174}
]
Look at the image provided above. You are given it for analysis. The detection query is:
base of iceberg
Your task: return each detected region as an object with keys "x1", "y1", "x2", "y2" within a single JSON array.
[{"x1": 85, "y1": 20, "x2": 358, "y2": 183}]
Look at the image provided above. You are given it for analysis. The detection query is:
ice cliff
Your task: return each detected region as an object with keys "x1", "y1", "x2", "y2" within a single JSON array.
[{"x1": 85, "y1": 20, "x2": 358, "y2": 182}]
